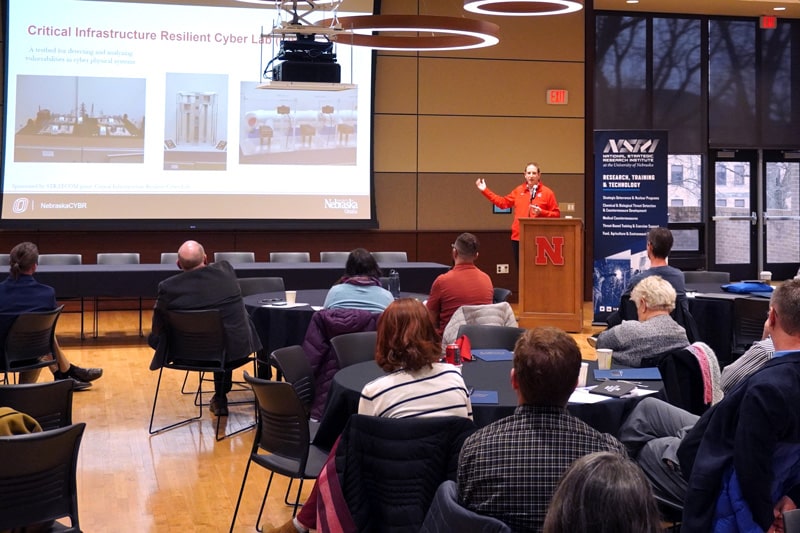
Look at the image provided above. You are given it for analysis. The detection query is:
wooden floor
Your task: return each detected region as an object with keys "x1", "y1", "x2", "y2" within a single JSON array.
[{"x1": 45, "y1": 306, "x2": 605, "y2": 532}]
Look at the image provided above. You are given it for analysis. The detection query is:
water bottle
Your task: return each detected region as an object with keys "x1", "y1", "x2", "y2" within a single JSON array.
[{"x1": 389, "y1": 269, "x2": 401, "y2": 298}]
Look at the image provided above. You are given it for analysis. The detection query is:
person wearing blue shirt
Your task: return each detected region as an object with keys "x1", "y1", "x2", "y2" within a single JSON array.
[
  {"x1": 323, "y1": 248, "x2": 394, "y2": 313},
  {"x1": 0, "y1": 242, "x2": 103, "y2": 390}
]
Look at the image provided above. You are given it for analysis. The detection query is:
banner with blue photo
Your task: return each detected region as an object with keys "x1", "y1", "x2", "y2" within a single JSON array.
[{"x1": 593, "y1": 130, "x2": 668, "y2": 324}]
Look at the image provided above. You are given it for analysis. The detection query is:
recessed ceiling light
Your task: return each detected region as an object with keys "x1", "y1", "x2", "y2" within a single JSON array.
[
  {"x1": 774, "y1": 6, "x2": 787, "y2": 10},
  {"x1": 626, "y1": 0, "x2": 640, "y2": 4}
]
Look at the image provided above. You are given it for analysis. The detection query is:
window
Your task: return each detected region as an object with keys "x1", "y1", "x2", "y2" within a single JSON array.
[
  {"x1": 716, "y1": 167, "x2": 727, "y2": 186},
  {"x1": 734, "y1": 199, "x2": 746, "y2": 208},
  {"x1": 671, "y1": 164, "x2": 684, "y2": 185},
  {"x1": 671, "y1": 199, "x2": 684, "y2": 207},
  {"x1": 734, "y1": 164, "x2": 745, "y2": 186},
  {"x1": 717, "y1": 198, "x2": 727, "y2": 207}
]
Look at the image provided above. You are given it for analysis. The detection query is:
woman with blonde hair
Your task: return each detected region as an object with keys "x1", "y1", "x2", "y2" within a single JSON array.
[{"x1": 596, "y1": 275, "x2": 689, "y2": 366}]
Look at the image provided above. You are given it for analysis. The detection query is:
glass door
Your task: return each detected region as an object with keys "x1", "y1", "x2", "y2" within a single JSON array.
[
  {"x1": 763, "y1": 150, "x2": 800, "y2": 280},
  {"x1": 709, "y1": 149, "x2": 758, "y2": 281}
]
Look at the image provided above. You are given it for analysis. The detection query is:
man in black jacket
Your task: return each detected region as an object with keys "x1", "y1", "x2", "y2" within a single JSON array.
[{"x1": 148, "y1": 240, "x2": 261, "y2": 416}]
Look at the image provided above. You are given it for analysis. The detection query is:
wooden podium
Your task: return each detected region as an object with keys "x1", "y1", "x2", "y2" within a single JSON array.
[{"x1": 518, "y1": 218, "x2": 584, "y2": 332}]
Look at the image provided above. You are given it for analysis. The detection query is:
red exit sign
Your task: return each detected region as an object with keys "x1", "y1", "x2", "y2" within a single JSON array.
[
  {"x1": 760, "y1": 16, "x2": 777, "y2": 29},
  {"x1": 547, "y1": 89, "x2": 569, "y2": 105}
]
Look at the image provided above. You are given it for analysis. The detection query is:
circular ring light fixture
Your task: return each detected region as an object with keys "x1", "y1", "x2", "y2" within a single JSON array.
[
  {"x1": 464, "y1": 0, "x2": 583, "y2": 16},
  {"x1": 317, "y1": 15, "x2": 500, "y2": 51}
]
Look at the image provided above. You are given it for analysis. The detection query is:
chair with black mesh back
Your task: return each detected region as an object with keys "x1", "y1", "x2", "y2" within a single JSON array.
[
  {"x1": 372, "y1": 251, "x2": 408, "y2": 264},
  {"x1": 148, "y1": 309, "x2": 256, "y2": 440},
  {"x1": 237, "y1": 277, "x2": 285, "y2": 297},
  {"x1": 0, "y1": 422, "x2": 86, "y2": 532},
  {"x1": 732, "y1": 297, "x2": 770, "y2": 360},
  {"x1": 214, "y1": 251, "x2": 256, "y2": 264},
  {"x1": 95, "y1": 252, "x2": 142, "y2": 337},
  {"x1": 1, "y1": 306, "x2": 63, "y2": 385},
  {"x1": 229, "y1": 374, "x2": 328, "y2": 532},
  {"x1": 160, "y1": 252, "x2": 179, "y2": 264},
  {"x1": 331, "y1": 331, "x2": 378, "y2": 369},
  {"x1": 320, "y1": 251, "x2": 350, "y2": 263},
  {"x1": 493, "y1": 287, "x2": 512, "y2": 304},
  {"x1": 456, "y1": 324, "x2": 526, "y2": 350},
  {"x1": 269, "y1": 252, "x2": 311, "y2": 263},
  {"x1": 0, "y1": 380, "x2": 73, "y2": 430},
  {"x1": 37, "y1": 254, "x2": 85, "y2": 339}
]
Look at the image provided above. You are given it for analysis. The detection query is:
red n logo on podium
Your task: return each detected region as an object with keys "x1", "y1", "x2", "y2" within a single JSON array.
[{"x1": 534, "y1": 236, "x2": 565, "y2": 265}]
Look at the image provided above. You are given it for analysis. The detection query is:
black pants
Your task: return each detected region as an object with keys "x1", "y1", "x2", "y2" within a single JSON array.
[{"x1": 512, "y1": 240, "x2": 520, "y2": 267}]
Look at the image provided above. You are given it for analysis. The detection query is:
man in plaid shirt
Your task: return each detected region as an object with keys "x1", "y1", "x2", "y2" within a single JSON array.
[{"x1": 457, "y1": 327, "x2": 627, "y2": 532}]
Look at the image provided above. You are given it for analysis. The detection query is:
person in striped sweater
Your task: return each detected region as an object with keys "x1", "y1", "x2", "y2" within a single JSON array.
[{"x1": 267, "y1": 297, "x2": 471, "y2": 533}]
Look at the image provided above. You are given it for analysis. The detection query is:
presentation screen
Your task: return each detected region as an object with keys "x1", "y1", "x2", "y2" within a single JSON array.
[{"x1": 1, "y1": 0, "x2": 376, "y2": 229}]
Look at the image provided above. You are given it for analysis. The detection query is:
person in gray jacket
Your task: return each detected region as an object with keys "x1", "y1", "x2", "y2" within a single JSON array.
[{"x1": 597, "y1": 275, "x2": 689, "y2": 367}]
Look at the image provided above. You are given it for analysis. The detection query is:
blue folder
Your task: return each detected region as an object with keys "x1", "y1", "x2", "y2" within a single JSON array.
[
  {"x1": 471, "y1": 349, "x2": 514, "y2": 362},
  {"x1": 593, "y1": 367, "x2": 662, "y2": 381}
]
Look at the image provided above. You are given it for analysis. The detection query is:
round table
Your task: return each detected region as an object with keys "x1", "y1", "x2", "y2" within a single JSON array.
[{"x1": 313, "y1": 359, "x2": 663, "y2": 448}]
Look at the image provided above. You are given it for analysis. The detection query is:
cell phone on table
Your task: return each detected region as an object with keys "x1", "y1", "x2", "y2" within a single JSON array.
[{"x1": 259, "y1": 298, "x2": 285, "y2": 305}]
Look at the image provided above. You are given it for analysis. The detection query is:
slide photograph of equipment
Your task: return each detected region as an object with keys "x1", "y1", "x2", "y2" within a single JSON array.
[{"x1": 1, "y1": 0, "x2": 375, "y2": 229}]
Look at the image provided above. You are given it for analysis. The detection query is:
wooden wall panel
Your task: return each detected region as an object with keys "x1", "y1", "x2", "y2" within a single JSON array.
[
  {"x1": 417, "y1": 115, "x2": 584, "y2": 173},
  {"x1": 374, "y1": 172, "x2": 418, "y2": 230},
  {"x1": 419, "y1": 58, "x2": 584, "y2": 117},
  {"x1": 373, "y1": 115, "x2": 418, "y2": 172},
  {"x1": 374, "y1": 56, "x2": 418, "y2": 114}
]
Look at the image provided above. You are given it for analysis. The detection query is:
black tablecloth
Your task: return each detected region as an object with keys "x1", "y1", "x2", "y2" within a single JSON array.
[
  {"x1": 313, "y1": 359, "x2": 663, "y2": 449},
  {"x1": 34, "y1": 261, "x2": 449, "y2": 298}
]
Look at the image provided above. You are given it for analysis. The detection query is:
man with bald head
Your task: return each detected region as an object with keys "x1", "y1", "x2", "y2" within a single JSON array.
[{"x1": 148, "y1": 240, "x2": 261, "y2": 416}]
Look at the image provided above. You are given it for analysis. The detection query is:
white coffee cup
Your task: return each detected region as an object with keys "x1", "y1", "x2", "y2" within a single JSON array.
[
  {"x1": 760, "y1": 271, "x2": 772, "y2": 282},
  {"x1": 596, "y1": 348, "x2": 613, "y2": 370},
  {"x1": 285, "y1": 290, "x2": 297, "y2": 304},
  {"x1": 578, "y1": 362, "x2": 589, "y2": 387}
]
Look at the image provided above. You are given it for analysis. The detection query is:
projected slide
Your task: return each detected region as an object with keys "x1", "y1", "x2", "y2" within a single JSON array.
[{"x1": 2, "y1": 0, "x2": 374, "y2": 227}]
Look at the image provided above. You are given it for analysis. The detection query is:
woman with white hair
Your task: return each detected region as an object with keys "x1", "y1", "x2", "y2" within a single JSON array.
[{"x1": 596, "y1": 275, "x2": 689, "y2": 367}]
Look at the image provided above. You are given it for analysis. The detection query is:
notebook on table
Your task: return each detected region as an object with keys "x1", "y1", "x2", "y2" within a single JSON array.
[
  {"x1": 471, "y1": 349, "x2": 514, "y2": 362},
  {"x1": 593, "y1": 367, "x2": 662, "y2": 381},
  {"x1": 589, "y1": 381, "x2": 637, "y2": 398}
]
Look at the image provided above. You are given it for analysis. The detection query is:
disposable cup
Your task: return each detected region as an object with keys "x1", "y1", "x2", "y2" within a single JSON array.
[
  {"x1": 285, "y1": 290, "x2": 297, "y2": 304},
  {"x1": 596, "y1": 348, "x2": 613, "y2": 370},
  {"x1": 578, "y1": 362, "x2": 589, "y2": 387}
]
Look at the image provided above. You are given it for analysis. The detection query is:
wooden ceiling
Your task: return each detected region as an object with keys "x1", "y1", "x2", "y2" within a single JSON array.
[{"x1": 594, "y1": 0, "x2": 800, "y2": 19}]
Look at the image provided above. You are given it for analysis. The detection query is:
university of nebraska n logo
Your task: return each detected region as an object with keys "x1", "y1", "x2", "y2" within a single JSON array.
[{"x1": 535, "y1": 236, "x2": 565, "y2": 265}]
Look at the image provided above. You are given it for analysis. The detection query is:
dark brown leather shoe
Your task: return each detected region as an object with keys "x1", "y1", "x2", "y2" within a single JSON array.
[
  {"x1": 209, "y1": 395, "x2": 229, "y2": 417},
  {"x1": 69, "y1": 365, "x2": 103, "y2": 382}
]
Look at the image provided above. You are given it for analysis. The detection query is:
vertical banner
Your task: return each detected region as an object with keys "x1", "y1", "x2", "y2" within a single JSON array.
[{"x1": 592, "y1": 130, "x2": 668, "y2": 324}]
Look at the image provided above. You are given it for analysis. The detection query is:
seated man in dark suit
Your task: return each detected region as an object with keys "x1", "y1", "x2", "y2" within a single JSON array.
[
  {"x1": 148, "y1": 240, "x2": 261, "y2": 416},
  {"x1": 0, "y1": 241, "x2": 103, "y2": 390}
]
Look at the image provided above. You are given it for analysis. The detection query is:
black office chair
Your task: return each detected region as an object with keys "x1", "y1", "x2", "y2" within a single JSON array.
[
  {"x1": 270, "y1": 345, "x2": 315, "y2": 416},
  {"x1": 330, "y1": 331, "x2": 377, "y2": 369},
  {"x1": 237, "y1": 277, "x2": 285, "y2": 297},
  {"x1": 336, "y1": 414, "x2": 476, "y2": 533},
  {"x1": 456, "y1": 324, "x2": 526, "y2": 350},
  {"x1": 95, "y1": 252, "x2": 142, "y2": 337},
  {"x1": 420, "y1": 480, "x2": 512, "y2": 533},
  {"x1": 229, "y1": 374, "x2": 329, "y2": 532},
  {"x1": 492, "y1": 287, "x2": 512, "y2": 304},
  {"x1": 372, "y1": 251, "x2": 408, "y2": 264},
  {"x1": 320, "y1": 251, "x2": 350, "y2": 263},
  {"x1": 655, "y1": 347, "x2": 709, "y2": 416},
  {"x1": 37, "y1": 254, "x2": 85, "y2": 339},
  {"x1": 1, "y1": 306, "x2": 64, "y2": 384},
  {"x1": 269, "y1": 252, "x2": 311, "y2": 263},
  {"x1": 732, "y1": 297, "x2": 770, "y2": 359},
  {"x1": 0, "y1": 380, "x2": 74, "y2": 430},
  {"x1": 214, "y1": 251, "x2": 256, "y2": 264},
  {"x1": 148, "y1": 309, "x2": 256, "y2": 440},
  {"x1": 0, "y1": 422, "x2": 86, "y2": 532}
]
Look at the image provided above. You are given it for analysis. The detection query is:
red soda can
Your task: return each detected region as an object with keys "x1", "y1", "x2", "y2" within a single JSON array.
[{"x1": 445, "y1": 343, "x2": 461, "y2": 365}]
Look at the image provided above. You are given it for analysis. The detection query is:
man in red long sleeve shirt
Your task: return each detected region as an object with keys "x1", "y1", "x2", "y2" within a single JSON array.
[{"x1": 476, "y1": 162, "x2": 560, "y2": 265}]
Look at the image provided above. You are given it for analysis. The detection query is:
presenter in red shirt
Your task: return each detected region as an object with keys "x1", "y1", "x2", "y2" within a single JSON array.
[{"x1": 476, "y1": 162, "x2": 560, "y2": 265}]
